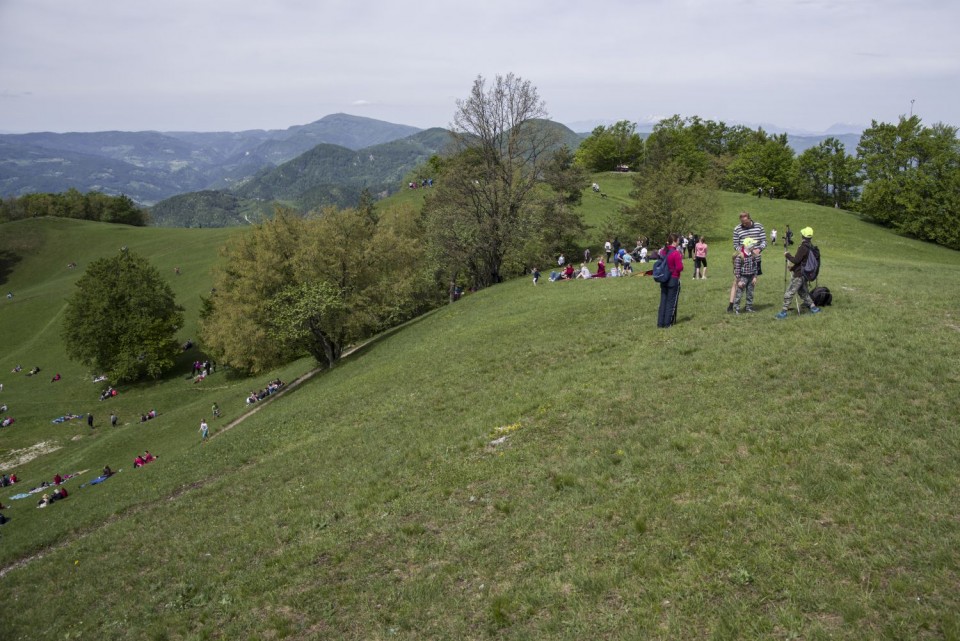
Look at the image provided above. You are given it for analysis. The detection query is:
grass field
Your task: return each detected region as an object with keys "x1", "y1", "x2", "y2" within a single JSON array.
[{"x1": 1, "y1": 187, "x2": 960, "y2": 640}]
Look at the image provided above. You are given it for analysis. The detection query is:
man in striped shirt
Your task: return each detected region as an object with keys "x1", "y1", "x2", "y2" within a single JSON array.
[{"x1": 727, "y1": 211, "x2": 767, "y2": 313}]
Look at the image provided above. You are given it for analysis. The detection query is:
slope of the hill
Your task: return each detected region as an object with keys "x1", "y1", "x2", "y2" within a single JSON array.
[{"x1": 1, "y1": 202, "x2": 959, "y2": 639}]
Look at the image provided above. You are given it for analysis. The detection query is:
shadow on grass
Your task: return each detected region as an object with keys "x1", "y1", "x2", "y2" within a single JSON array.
[{"x1": 0, "y1": 249, "x2": 22, "y2": 286}]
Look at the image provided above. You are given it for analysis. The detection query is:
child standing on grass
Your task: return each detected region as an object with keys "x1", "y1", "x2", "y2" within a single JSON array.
[
  {"x1": 732, "y1": 237, "x2": 760, "y2": 313},
  {"x1": 199, "y1": 419, "x2": 209, "y2": 442},
  {"x1": 532, "y1": 267, "x2": 540, "y2": 285}
]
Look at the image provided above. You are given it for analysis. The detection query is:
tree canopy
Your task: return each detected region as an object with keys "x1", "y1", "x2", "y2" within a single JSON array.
[
  {"x1": 62, "y1": 250, "x2": 184, "y2": 382},
  {"x1": 423, "y1": 73, "x2": 587, "y2": 289},
  {"x1": 200, "y1": 204, "x2": 438, "y2": 373}
]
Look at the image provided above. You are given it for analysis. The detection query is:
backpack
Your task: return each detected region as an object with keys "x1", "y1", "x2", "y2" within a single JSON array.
[
  {"x1": 811, "y1": 286, "x2": 832, "y2": 307},
  {"x1": 802, "y1": 244, "x2": 820, "y2": 281},
  {"x1": 652, "y1": 248, "x2": 675, "y2": 283}
]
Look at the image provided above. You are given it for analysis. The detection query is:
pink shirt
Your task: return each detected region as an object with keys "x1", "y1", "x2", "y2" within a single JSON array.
[{"x1": 695, "y1": 241, "x2": 708, "y2": 258}]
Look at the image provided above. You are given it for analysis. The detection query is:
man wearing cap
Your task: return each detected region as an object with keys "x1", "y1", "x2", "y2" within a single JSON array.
[
  {"x1": 729, "y1": 211, "x2": 766, "y2": 312},
  {"x1": 732, "y1": 237, "x2": 760, "y2": 313},
  {"x1": 776, "y1": 227, "x2": 821, "y2": 319}
]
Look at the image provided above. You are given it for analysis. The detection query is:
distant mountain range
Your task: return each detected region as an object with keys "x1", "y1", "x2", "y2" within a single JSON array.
[
  {"x1": 0, "y1": 112, "x2": 862, "y2": 227},
  {"x1": 0, "y1": 113, "x2": 423, "y2": 206}
]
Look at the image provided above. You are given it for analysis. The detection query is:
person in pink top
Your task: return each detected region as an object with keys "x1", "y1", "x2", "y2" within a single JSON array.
[
  {"x1": 694, "y1": 237, "x2": 709, "y2": 279},
  {"x1": 657, "y1": 234, "x2": 684, "y2": 328}
]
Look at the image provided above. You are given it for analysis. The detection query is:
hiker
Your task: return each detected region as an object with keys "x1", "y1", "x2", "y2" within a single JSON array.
[
  {"x1": 110, "y1": 412, "x2": 118, "y2": 427},
  {"x1": 731, "y1": 238, "x2": 760, "y2": 314},
  {"x1": 771, "y1": 228, "x2": 778, "y2": 245},
  {"x1": 621, "y1": 251, "x2": 633, "y2": 274},
  {"x1": 729, "y1": 212, "x2": 767, "y2": 313},
  {"x1": 604, "y1": 240, "x2": 612, "y2": 262},
  {"x1": 583, "y1": 248, "x2": 591, "y2": 264},
  {"x1": 212, "y1": 402, "x2": 221, "y2": 419},
  {"x1": 532, "y1": 267, "x2": 541, "y2": 285},
  {"x1": 757, "y1": 186, "x2": 763, "y2": 199},
  {"x1": 558, "y1": 253, "x2": 565, "y2": 267},
  {"x1": 199, "y1": 419, "x2": 209, "y2": 441},
  {"x1": 656, "y1": 234, "x2": 684, "y2": 329},
  {"x1": 785, "y1": 225, "x2": 794, "y2": 246},
  {"x1": 87, "y1": 413, "x2": 94, "y2": 428},
  {"x1": 694, "y1": 236, "x2": 709, "y2": 279},
  {"x1": 777, "y1": 227, "x2": 822, "y2": 319}
]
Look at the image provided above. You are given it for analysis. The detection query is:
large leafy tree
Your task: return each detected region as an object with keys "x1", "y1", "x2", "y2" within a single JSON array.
[
  {"x1": 423, "y1": 73, "x2": 564, "y2": 288},
  {"x1": 615, "y1": 162, "x2": 719, "y2": 246},
  {"x1": 856, "y1": 116, "x2": 960, "y2": 249},
  {"x1": 62, "y1": 250, "x2": 183, "y2": 382},
  {"x1": 796, "y1": 137, "x2": 862, "y2": 208},
  {"x1": 643, "y1": 115, "x2": 757, "y2": 183},
  {"x1": 574, "y1": 120, "x2": 644, "y2": 171},
  {"x1": 723, "y1": 133, "x2": 798, "y2": 198},
  {"x1": 200, "y1": 204, "x2": 437, "y2": 373}
]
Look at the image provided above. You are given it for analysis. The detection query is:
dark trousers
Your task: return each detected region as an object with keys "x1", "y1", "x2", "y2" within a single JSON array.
[{"x1": 658, "y1": 278, "x2": 681, "y2": 328}]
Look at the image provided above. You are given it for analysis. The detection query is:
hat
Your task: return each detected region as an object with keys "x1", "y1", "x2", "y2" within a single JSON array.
[
  {"x1": 742, "y1": 237, "x2": 757, "y2": 249},
  {"x1": 801, "y1": 227, "x2": 813, "y2": 238}
]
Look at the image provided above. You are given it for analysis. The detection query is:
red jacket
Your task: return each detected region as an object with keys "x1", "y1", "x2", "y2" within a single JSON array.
[{"x1": 660, "y1": 246, "x2": 684, "y2": 279}]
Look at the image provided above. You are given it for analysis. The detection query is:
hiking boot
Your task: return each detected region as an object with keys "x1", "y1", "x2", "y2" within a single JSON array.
[
  {"x1": 775, "y1": 311, "x2": 789, "y2": 320},
  {"x1": 809, "y1": 306, "x2": 821, "y2": 314}
]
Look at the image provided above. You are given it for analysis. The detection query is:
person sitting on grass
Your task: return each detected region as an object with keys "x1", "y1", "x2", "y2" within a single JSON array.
[
  {"x1": 51, "y1": 373, "x2": 61, "y2": 382},
  {"x1": 576, "y1": 263, "x2": 591, "y2": 279},
  {"x1": 594, "y1": 258, "x2": 607, "y2": 278},
  {"x1": 1, "y1": 417, "x2": 14, "y2": 428},
  {"x1": 143, "y1": 451, "x2": 156, "y2": 463},
  {"x1": 134, "y1": 455, "x2": 145, "y2": 468}
]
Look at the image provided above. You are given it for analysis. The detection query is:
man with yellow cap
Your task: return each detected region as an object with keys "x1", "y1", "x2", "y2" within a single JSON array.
[{"x1": 776, "y1": 226, "x2": 821, "y2": 319}]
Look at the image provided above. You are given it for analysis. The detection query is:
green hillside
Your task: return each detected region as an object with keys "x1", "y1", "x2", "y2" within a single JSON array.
[{"x1": 1, "y1": 195, "x2": 960, "y2": 639}]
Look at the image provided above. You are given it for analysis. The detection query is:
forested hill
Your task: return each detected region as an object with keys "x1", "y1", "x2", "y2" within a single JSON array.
[{"x1": 0, "y1": 114, "x2": 422, "y2": 205}]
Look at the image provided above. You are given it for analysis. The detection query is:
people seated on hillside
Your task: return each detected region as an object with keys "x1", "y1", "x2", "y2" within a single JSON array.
[
  {"x1": 246, "y1": 392, "x2": 258, "y2": 404},
  {"x1": 134, "y1": 455, "x2": 145, "y2": 468},
  {"x1": 143, "y1": 451, "x2": 156, "y2": 463},
  {"x1": 562, "y1": 263, "x2": 575, "y2": 280},
  {"x1": 0, "y1": 404, "x2": 7, "y2": 413},
  {"x1": 93, "y1": 374, "x2": 108, "y2": 383},
  {"x1": 99, "y1": 386, "x2": 117, "y2": 401},
  {"x1": 11, "y1": 365, "x2": 21, "y2": 373},
  {"x1": 1, "y1": 473, "x2": 16, "y2": 486},
  {"x1": 54, "y1": 473, "x2": 63, "y2": 485},
  {"x1": 102, "y1": 466, "x2": 114, "y2": 477},
  {"x1": 38, "y1": 493, "x2": 52, "y2": 508},
  {"x1": 51, "y1": 487, "x2": 68, "y2": 501},
  {"x1": 26, "y1": 366, "x2": 41, "y2": 376},
  {"x1": 51, "y1": 373, "x2": 61, "y2": 382},
  {"x1": 576, "y1": 263, "x2": 591, "y2": 279},
  {"x1": 594, "y1": 259, "x2": 607, "y2": 278},
  {"x1": 1, "y1": 417, "x2": 14, "y2": 428}
]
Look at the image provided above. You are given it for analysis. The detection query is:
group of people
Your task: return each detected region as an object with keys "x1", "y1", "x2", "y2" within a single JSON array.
[
  {"x1": 245, "y1": 379, "x2": 285, "y2": 404},
  {"x1": 133, "y1": 451, "x2": 157, "y2": 468},
  {"x1": 99, "y1": 386, "x2": 118, "y2": 401},
  {"x1": 139, "y1": 409, "x2": 158, "y2": 422},
  {"x1": 654, "y1": 211, "x2": 823, "y2": 328}
]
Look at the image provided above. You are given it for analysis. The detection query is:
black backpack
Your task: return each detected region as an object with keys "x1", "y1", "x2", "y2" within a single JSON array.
[
  {"x1": 652, "y1": 248, "x2": 675, "y2": 283},
  {"x1": 811, "y1": 286, "x2": 832, "y2": 306},
  {"x1": 802, "y1": 245, "x2": 820, "y2": 281}
]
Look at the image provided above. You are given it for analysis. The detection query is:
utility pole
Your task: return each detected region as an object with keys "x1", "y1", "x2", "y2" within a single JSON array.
[{"x1": 910, "y1": 99, "x2": 915, "y2": 117}]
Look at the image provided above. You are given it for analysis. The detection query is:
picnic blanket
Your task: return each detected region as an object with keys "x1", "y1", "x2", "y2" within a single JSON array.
[
  {"x1": 81, "y1": 469, "x2": 121, "y2": 488},
  {"x1": 51, "y1": 413, "x2": 84, "y2": 424}
]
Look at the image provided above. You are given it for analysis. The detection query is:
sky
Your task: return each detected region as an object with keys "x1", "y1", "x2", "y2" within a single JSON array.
[{"x1": 1, "y1": 0, "x2": 958, "y2": 135}]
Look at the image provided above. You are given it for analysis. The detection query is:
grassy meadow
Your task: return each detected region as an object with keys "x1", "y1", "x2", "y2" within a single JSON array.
[{"x1": 1, "y1": 185, "x2": 960, "y2": 640}]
